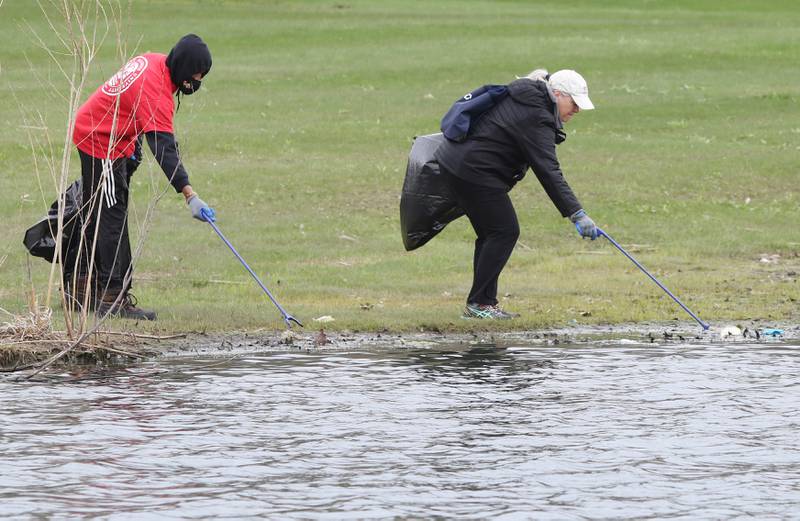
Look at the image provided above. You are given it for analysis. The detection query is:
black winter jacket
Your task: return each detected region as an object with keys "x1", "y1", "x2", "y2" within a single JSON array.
[{"x1": 435, "y1": 78, "x2": 582, "y2": 217}]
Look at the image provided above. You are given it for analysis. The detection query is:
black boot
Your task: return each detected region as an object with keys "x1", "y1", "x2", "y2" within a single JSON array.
[{"x1": 97, "y1": 292, "x2": 157, "y2": 321}]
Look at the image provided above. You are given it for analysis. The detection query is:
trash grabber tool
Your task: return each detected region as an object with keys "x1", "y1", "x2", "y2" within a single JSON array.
[
  {"x1": 202, "y1": 210, "x2": 303, "y2": 329},
  {"x1": 597, "y1": 227, "x2": 709, "y2": 330}
]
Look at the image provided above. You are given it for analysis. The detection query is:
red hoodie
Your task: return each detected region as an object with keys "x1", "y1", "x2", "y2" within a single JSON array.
[{"x1": 73, "y1": 53, "x2": 176, "y2": 159}]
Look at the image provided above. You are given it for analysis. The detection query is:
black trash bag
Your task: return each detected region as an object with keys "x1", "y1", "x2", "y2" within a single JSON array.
[
  {"x1": 399, "y1": 133, "x2": 464, "y2": 251},
  {"x1": 23, "y1": 139, "x2": 141, "y2": 266},
  {"x1": 23, "y1": 179, "x2": 83, "y2": 264}
]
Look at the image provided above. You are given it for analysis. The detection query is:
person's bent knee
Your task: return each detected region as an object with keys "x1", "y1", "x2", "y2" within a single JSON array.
[
  {"x1": 489, "y1": 224, "x2": 519, "y2": 242},
  {"x1": 483, "y1": 225, "x2": 518, "y2": 237}
]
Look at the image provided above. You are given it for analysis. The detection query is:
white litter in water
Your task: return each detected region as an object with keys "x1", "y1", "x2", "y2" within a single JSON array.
[{"x1": 719, "y1": 325, "x2": 742, "y2": 339}]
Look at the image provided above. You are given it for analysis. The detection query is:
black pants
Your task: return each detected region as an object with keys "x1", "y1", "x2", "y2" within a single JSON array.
[
  {"x1": 443, "y1": 170, "x2": 520, "y2": 306},
  {"x1": 74, "y1": 150, "x2": 133, "y2": 296}
]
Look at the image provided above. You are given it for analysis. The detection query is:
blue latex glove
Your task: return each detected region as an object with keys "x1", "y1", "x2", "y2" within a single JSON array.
[
  {"x1": 570, "y1": 209, "x2": 598, "y2": 240},
  {"x1": 187, "y1": 194, "x2": 216, "y2": 222}
]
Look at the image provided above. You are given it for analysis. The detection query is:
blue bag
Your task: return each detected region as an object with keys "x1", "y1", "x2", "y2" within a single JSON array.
[{"x1": 440, "y1": 84, "x2": 509, "y2": 142}]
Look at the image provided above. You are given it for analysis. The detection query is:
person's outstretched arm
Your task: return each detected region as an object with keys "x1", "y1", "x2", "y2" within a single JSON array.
[
  {"x1": 144, "y1": 130, "x2": 215, "y2": 221},
  {"x1": 144, "y1": 130, "x2": 190, "y2": 194}
]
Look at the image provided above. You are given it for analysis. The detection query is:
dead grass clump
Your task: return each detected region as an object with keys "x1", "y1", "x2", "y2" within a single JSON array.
[
  {"x1": 0, "y1": 306, "x2": 55, "y2": 342},
  {"x1": 0, "y1": 307, "x2": 67, "y2": 370},
  {"x1": 0, "y1": 307, "x2": 156, "y2": 372}
]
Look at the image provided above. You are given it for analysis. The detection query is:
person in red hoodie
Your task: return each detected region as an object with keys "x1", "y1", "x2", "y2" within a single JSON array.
[{"x1": 71, "y1": 34, "x2": 215, "y2": 320}]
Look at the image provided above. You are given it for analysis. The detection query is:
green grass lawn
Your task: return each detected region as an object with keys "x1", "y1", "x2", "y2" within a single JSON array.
[{"x1": 1, "y1": 0, "x2": 798, "y2": 333}]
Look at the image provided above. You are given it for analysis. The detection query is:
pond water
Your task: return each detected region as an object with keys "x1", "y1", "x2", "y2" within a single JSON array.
[{"x1": 2, "y1": 339, "x2": 799, "y2": 519}]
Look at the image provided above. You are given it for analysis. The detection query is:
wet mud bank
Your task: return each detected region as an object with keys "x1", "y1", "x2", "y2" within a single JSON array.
[
  {"x1": 3, "y1": 322, "x2": 797, "y2": 373},
  {"x1": 158, "y1": 321, "x2": 800, "y2": 358}
]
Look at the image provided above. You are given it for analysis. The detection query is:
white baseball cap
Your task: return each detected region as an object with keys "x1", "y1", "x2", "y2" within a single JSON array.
[{"x1": 549, "y1": 69, "x2": 594, "y2": 110}]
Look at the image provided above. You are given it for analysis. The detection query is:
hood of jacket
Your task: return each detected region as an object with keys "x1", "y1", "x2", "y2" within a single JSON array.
[{"x1": 507, "y1": 78, "x2": 563, "y2": 129}]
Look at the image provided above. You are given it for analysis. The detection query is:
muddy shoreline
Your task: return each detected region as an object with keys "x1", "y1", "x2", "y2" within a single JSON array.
[
  {"x1": 156, "y1": 321, "x2": 799, "y2": 358},
  {"x1": 2, "y1": 321, "x2": 797, "y2": 373}
]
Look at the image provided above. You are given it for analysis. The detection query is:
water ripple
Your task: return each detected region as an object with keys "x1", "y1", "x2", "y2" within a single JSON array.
[{"x1": 1, "y1": 342, "x2": 799, "y2": 518}]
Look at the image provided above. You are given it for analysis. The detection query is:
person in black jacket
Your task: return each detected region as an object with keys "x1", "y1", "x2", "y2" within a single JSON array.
[{"x1": 435, "y1": 69, "x2": 597, "y2": 320}]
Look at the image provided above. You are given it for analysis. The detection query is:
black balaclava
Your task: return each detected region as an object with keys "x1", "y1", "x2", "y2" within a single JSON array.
[{"x1": 166, "y1": 34, "x2": 212, "y2": 96}]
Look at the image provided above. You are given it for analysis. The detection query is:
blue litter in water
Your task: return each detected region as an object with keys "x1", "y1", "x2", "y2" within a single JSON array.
[{"x1": 762, "y1": 328, "x2": 784, "y2": 337}]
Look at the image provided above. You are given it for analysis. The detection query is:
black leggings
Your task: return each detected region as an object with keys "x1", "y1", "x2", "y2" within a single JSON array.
[{"x1": 443, "y1": 171, "x2": 520, "y2": 306}]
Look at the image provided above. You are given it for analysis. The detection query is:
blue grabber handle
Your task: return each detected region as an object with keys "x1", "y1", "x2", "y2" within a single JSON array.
[
  {"x1": 201, "y1": 208, "x2": 303, "y2": 329},
  {"x1": 595, "y1": 226, "x2": 710, "y2": 331}
]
